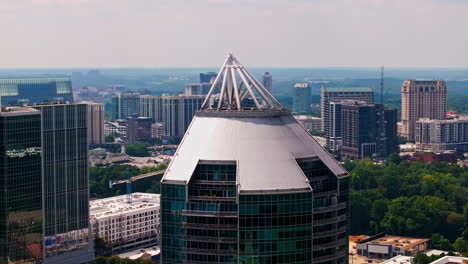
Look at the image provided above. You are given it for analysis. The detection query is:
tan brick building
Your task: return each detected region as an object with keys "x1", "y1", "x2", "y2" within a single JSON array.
[{"x1": 400, "y1": 79, "x2": 447, "y2": 140}]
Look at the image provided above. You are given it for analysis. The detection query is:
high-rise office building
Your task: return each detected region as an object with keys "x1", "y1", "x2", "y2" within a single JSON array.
[
  {"x1": 161, "y1": 54, "x2": 349, "y2": 264},
  {"x1": 340, "y1": 102, "x2": 398, "y2": 159},
  {"x1": 341, "y1": 102, "x2": 377, "y2": 159},
  {"x1": 199, "y1": 72, "x2": 217, "y2": 83},
  {"x1": 321, "y1": 87, "x2": 374, "y2": 133},
  {"x1": 126, "y1": 116, "x2": 152, "y2": 144},
  {"x1": 85, "y1": 102, "x2": 105, "y2": 146},
  {"x1": 326, "y1": 101, "x2": 347, "y2": 152},
  {"x1": 292, "y1": 83, "x2": 311, "y2": 113},
  {"x1": 415, "y1": 117, "x2": 468, "y2": 153},
  {"x1": 382, "y1": 107, "x2": 399, "y2": 156},
  {"x1": 0, "y1": 77, "x2": 73, "y2": 106},
  {"x1": 140, "y1": 95, "x2": 162, "y2": 123},
  {"x1": 262, "y1": 72, "x2": 273, "y2": 94},
  {"x1": 161, "y1": 95, "x2": 204, "y2": 138},
  {"x1": 111, "y1": 92, "x2": 140, "y2": 120},
  {"x1": 0, "y1": 107, "x2": 43, "y2": 263},
  {"x1": 32, "y1": 103, "x2": 95, "y2": 264},
  {"x1": 400, "y1": 79, "x2": 447, "y2": 140}
]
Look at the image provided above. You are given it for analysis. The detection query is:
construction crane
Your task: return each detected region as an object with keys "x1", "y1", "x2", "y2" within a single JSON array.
[{"x1": 109, "y1": 168, "x2": 166, "y2": 204}]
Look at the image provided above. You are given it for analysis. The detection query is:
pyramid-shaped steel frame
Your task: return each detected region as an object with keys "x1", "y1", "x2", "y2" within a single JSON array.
[{"x1": 200, "y1": 53, "x2": 283, "y2": 110}]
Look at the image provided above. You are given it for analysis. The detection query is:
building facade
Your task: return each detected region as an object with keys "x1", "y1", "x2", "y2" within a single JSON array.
[
  {"x1": 321, "y1": 87, "x2": 374, "y2": 133},
  {"x1": 86, "y1": 102, "x2": 105, "y2": 145},
  {"x1": 0, "y1": 107, "x2": 43, "y2": 263},
  {"x1": 161, "y1": 54, "x2": 349, "y2": 264},
  {"x1": 341, "y1": 103, "x2": 378, "y2": 159},
  {"x1": 415, "y1": 117, "x2": 468, "y2": 153},
  {"x1": 262, "y1": 72, "x2": 273, "y2": 94},
  {"x1": 184, "y1": 83, "x2": 211, "y2": 96},
  {"x1": 400, "y1": 79, "x2": 447, "y2": 140},
  {"x1": 292, "y1": 83, "x2": 311, "y2": 113},
  {"x1": 90, "y1": 193, "x2": 160, "y2": 253},
  {"x1": 294, "y1": 115, "x2": 321, "y2": 132},
  {"x1": 140, "y1": 95, "x2": 162, "y2": 123},
  {"x1": 112, "y1": 93, "x2": 140, "y2": 120},
  {"x1": 0, "y1": 77, "x2": 73, "y2": 106},
  {"x1": 126, "y1": 116, "x2": 152, "y2": 143},
  {"x1": 32, "y1": 103, "x2": 95, "y2": 264},
  {"x1": 161, "y1": 95, "x2": 204, "y2": 138}
]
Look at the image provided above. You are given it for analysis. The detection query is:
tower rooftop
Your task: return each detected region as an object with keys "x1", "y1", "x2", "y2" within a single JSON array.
[{"x1": 200, "y1": 53, "x2": 283, "y2": 111}]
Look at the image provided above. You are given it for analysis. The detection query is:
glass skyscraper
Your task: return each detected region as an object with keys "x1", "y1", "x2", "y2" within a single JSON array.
[
  {"x1": 32, "y1": 104, "x2": 94, "y2": 264},
  {"x1": 161, "y1": 54, "x2": 349, "y2": 264},
  {"x1": 0, "y1": 107, "x2": 43, "y2": 264},
  {"x1": 0, "y1": 77, "x2": 73, "y2": 106}
]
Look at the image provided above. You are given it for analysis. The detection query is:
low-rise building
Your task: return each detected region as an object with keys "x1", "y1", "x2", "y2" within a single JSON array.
[
  {"x1": 151, "y1": 122, "x2": 164, "y2": 139},
  {"x1": 294, "y1": 115, "x2": 321, "y2": 131},
  {"x1": 105, "y1": 121, "x2": 127, "y2": 136},
  {"x1": 381, "y1": 255, "x2": 413, "y2": 264},
  {"x1": 430, "y1": 256, "x2": 468, "y2": 264},
  {"x1": 90, "y1": 193, "x2": 160, "y2": 253},
  {"x1": 356, "y1": 234, "x2": 430, "y2": 259}
]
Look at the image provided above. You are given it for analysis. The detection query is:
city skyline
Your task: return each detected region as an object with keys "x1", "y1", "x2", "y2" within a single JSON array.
[{"x1": 1, "y1": 0, "x2": 468, "y2": 68}]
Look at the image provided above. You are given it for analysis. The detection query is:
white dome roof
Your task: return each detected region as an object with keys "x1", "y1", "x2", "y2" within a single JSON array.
[{"x1": 162, "y1": 110, "x2": 347, "y2": 194}]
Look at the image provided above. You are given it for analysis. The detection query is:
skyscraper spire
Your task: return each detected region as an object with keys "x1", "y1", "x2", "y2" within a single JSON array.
[{"x1": 200, "y1": 53, "x2": 282, "y2": 111}]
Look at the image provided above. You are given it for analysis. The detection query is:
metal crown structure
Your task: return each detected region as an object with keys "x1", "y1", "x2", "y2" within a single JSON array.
[{"x1": 200, "y1": 53, "x2": 283, "y2": 111}]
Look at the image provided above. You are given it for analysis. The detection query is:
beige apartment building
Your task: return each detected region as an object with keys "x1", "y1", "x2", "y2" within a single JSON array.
[
  {"x1": 86, "y1": 102, "x2": 105, "y2": 145},
  {"x1": 400, "y1": 79, "x2": 447, "y2": 140}
]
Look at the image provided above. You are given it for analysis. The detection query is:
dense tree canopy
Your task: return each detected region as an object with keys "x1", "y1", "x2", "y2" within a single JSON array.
[
  {"x1": 90, "y1": 164, "x2": 167, "y2": 198},
  {"x1": 346, "y1": 158, "x2": 468, "y2": 254},
  {"x1": 124, "y1": 142, "x2": 150, "y2": 157}
]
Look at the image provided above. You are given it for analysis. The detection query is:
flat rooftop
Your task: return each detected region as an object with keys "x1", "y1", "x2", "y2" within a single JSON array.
[
  {"x1": 90, "y1": 192, "x2": 160, "y2": 220},
  {"x1": 0, "y1": 107, "x2": 40, "y2": 116},
  {"x1": 117, "y1": 246, "x2": 160, "y2": 260},
  {"x1": 360, "y1": 235, "x2": 430, "y2": 250}
]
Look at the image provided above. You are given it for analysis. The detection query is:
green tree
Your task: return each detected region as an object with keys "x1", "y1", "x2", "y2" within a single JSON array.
[
  {"x1": 431, "y1": 233, "x2": 452, "y2": 251},
  {"x1": 105, "y1": 134, "x2": 115, "y2": 143},
  {"x1": 453, "y1": 237, "x2": 468, "y2": 255},
  {"x1": 125, "y1": 142, "x2": 150, "y2": 157},
  {"x1": 387, "y1": 152, "x2": 403, "y2": 165}
]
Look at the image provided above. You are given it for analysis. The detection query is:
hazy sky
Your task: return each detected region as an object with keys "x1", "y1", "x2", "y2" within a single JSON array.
[{"x1": 1, "y1": 0, "x2": 467, "y2": 68}]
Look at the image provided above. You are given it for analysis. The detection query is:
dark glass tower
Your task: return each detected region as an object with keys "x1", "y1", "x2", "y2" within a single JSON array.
[
  {"x1": 0, "y1": 77, "x2": 73, "y2": 106},
  {"x1": 32, "y1": 103, "x2": 94, "y2": 264},
  {"x1": 0, "y1": 107, "x2": 42, "y2": 264},
  {"x1": 161, "y1": 54, "x2": 349, "y2": 264}
]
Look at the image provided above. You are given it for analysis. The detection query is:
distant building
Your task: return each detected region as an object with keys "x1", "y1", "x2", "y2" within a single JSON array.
[
  {"x1": 326, "y1": 101, "x2": 347, "y2": 152},
  {"x1": 381, "y1": 255, "x2": 413, "y2": 264},
  {"x1": 112, "y1": 92, "x2": 140, "y2": 120},
  {"x1": 341, "y1": 102, "x2": 377, "y2": 159},
  {"x1": 32, "y1": 103, "x2": 95, "y2": 264},
  {"x1": 415, "y1": 117, "x2": 468, "y2": 153},
  {"x1": 294, "y1": 115, "x2": 321, "y2": 131},
  {"x1": 262, "y1": 72, "x2": 273, "y2": 94},
  {"x1": 90, "y1": 193, "x2": 160, "y2": 253},
  {"x1": 321, "y1": 86, "x2": 374, "y2": 132},
  {"x1": 313, "y1": 135, "x2": 327, "y2": 147},
  {"x1": 0, "y1": 76, "x2": 74, "y2": 106},
  {"x1": 126, "y1": 116, "x2": 152, "y2": 143},
  {"x1": 0, "y1": 107, "x2": 43, "y2": 263},
  {"x1": 184, "y1": 83, "x2": 211, "y2": 96},
  {"x1": 409, "y1": 151, "x2": 458, "y2": 164},
  {"x1": 151, "y1": 122, "x2": 164, "y2": 139},
  {"x1": 341, "y1": 102, "x2": 397, "y2": 159},
  {"x1": 86, "y1": 102, "x2": 105, "y2": 145},
  {"x1": 400, "y1": 79, "x2": 447, "y2": 140},
  {"x1": 140, "y1": 95, "x2": 162, "y2": 123},
  {"x1": 356, "y1": 234, "x2": 430, "y2": 259},
  {"x1": 292, "y1": 83, "x2": 311, "y2": 113},
  {"x1": 161, "y1": 95, "x2": 204, "y2": 138},
  {"x1": 200, "y1": 72, "x2": 217, "y2": 83},
  {"x1": 105, "y1": 121, "x2": 127, "y2": 136}
]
